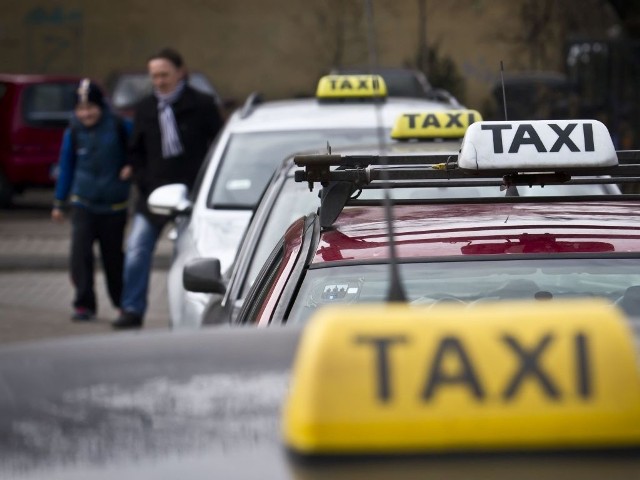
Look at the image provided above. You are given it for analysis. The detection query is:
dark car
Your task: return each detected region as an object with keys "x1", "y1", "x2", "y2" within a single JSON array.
[
  {"x1": 233, "y1": 118, "x2": 637, "y2": 327},
  {"x1": 490, "y1": 71, "x2": 578, "y2": 121},
  {"x1": 0, "y1": 74, "x2": 87, "y2": 206},
  {"x1": 330, "y1": 66, "x2": 461, "y2": 106}
]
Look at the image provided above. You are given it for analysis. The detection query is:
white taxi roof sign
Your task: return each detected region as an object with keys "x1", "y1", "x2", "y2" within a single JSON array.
[
  {"x1": 316, "y1": 75, "x2": 388, "y2": 100},
  {"x1": 283, "y1": 300, "x2": 640, "y2": 455},
  {"x1": 458, "y1": 120, "x2": 618, "y2": 171},
  {"x1": 391, "y1": 109, "x2": 483, "y2": 140}
]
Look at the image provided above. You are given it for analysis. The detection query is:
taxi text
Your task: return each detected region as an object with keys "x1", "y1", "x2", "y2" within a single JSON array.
[
  {"x1": 481, "y1": 122, "x2": 595, "y2": 153},
  {"x1": 326, "y1": 77, "x2": 382, "y2": 92},
  {"x1": 403, "y1": 111, "x2": 479, "y2": 130},
  {"x1": 355, "y1": 332, "x2": 591, "y2": 402}
]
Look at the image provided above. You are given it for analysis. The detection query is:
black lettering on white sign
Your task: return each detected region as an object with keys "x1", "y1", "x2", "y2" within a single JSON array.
[{"x1": 481, "y1": 122, "x2": 597, "y2": 154}]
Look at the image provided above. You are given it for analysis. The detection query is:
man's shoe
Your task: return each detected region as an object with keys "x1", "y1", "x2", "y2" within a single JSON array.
[
  {"x1": 112, "y1": 311, "x2": 143, "y2": 329},
  {"x1": 71, "y1": 308, "x2": 95, "y2": 322}
]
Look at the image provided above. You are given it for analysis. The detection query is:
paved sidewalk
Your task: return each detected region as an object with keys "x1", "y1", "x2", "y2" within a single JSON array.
[
  {"x1": 0, "y1": 269, "x2": 170, "y2": 344},
  {"x1": 0, "y1": 190, "x2": 174, "y2": 345},
  {"x1": 0, "y1": 204, "x2": 173, "y2": 271}
]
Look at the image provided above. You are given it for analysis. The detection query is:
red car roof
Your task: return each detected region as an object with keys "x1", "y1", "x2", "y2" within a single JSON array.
[{"x1": 312, "y1": 202, "x2": 640, "y2": 264}]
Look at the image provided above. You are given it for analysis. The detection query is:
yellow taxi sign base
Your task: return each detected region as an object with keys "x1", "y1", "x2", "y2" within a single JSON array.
[
  {"x1": 316, "y1": 75, "x2": 388, "y2": 100},
  {"x1": 283, "y1": 300, "x2": 640, "y2": 455}
]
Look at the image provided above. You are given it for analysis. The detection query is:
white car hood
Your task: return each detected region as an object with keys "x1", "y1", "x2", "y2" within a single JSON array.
[{"x1": 191, "y1": 209, "x2": 253, "y2": 272}]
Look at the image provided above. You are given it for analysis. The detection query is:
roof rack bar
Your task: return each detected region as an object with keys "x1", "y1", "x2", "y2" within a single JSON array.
[
  {"x1": 295, "y1": 151, "x2": 640, "y2": 169},
  {"x1": 294, "y1": 167, "x2": 640, "y2": 188},
  {"x1": 345, "y1": 194, "x2": 640, "y2": 207},
  {"x1": 294, "y1": 154, "x2": 455, "y2": 168},
  {"x1": 367, "y1": 166, "x2": 640, "y2": 180},
  {"x1": 296, "y1": 163, "x2": 640, "y2": 186},
  {"x1": 373, "y1": 165, "x2": 640, "y2": 177},
  {"x1": 238, "y1": 91, "x2": 263, "y2": 119},
  {"x1": 617, "y1": 150, "x2": 640, "y2": 162},
  {"x1": 360, "y1": 180, "x2": 507, "y2": 188},
  {"x1": 359, "y1": 177, "x2": 640, "y2": 189},
  {"x1": 294, "y1": 150, "x2": 640, "y2": 222}
]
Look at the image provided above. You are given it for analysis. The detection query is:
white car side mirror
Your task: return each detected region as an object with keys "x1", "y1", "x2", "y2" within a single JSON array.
[{"x1": 147, "y1": 183, "x2": 192, "y2": 217}]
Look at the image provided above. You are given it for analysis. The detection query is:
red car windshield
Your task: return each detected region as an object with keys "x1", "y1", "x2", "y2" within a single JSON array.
[{"x1": 286, "y1": 258, "x2": 640, "y2": 324}]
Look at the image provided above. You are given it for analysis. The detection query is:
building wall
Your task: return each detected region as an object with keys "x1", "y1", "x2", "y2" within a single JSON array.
[{"x1": 0, "y1": 0, "x2": 619, "y2": 110}]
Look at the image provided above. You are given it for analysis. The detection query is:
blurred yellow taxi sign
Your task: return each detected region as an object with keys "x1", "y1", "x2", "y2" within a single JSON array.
[
  {"x1": 316, "y1": 75, "x2": 387, "y2": 100},
  {"x1": 283, "y1": 300, "x2": 640, "y2": 455},
  {"x1": 391, "y1": 109, "x2": 482, "y2": 140}
]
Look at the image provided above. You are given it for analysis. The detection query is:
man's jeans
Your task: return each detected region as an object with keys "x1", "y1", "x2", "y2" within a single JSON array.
[{"x1": 121, "y1": 213, "x2": 162, "y2": 316}]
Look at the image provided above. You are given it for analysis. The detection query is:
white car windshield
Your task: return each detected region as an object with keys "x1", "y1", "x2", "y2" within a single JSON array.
[{"x1": 208, "y1": 129, "x2": 388, "y2": 209}]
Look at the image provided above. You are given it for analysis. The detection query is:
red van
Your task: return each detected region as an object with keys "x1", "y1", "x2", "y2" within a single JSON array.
[{"x1": 0, "y1": 74, "x2": 86, "y2": 206}]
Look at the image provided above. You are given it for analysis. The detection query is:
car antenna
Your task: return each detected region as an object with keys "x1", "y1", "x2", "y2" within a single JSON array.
[
  {"x1": 364, "y1": 0, "x2": 407, "y2": 302},
  {"x1": 500, "y1": 60, "x2": 508, "y2": 120},
  {"x1": 499, "y1": 61, "x2": 520, "y2": 197}
]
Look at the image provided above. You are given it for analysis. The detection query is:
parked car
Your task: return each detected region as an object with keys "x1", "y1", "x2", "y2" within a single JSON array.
[
  {"x1": 330, "y1": 66, "x2": 461, "y2": 105},
  {"x1": 489, "y1": 71, "x2": 578, "y2": 121},
  {"x1": 0, "y1": 74, "x2": 88, "y2": 206},
  {"x1": 148, "y1": 74, "x2": 463, "y2": 328},
  {"x1": 233, "y1": 118, "x2": 633, "y2": 326},
  {"x1": 186, "y1": 111, "x2": 619, "y2": 327},
  {"x1": 187, "y1": 109, "x2": 481, "y2": 326}
]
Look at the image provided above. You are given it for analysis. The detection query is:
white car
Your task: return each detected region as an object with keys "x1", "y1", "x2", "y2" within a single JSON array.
[{"x1": 149, "y1": 75, "x2": 462, "y2": 328}]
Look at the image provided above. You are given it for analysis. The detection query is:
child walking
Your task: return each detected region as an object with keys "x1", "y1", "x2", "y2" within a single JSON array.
[{"x1": 52, "y1": 79, "x2": 132, "y2": 321}]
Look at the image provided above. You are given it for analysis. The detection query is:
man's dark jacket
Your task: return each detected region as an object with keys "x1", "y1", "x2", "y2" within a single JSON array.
[{"x1": 129, "y1": 84, "x2": 223, "y2": 222}]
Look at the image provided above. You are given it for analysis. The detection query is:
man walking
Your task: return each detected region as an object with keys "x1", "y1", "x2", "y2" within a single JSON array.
[{"x1": 113, "y1": 47, "x2": 224, "y2": 329}]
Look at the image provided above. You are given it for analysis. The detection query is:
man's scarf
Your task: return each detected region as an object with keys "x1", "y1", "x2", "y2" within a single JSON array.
[{"x1": 156, "y1": 80, "x2": 186, "y2": 158}]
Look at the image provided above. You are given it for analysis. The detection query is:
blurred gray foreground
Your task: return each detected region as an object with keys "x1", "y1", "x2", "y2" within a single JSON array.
[{"x1": 0, "y1": 189, "x2": 172, "y2": 345}]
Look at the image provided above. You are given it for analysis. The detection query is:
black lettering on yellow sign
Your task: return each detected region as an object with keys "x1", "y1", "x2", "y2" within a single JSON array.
[
  {"x1": 481, "y1": 123, "x2": 596, "y2": 154},
  {"x1": 422, "y1": 114, "x2": 441, "y2": 128},
  {"x1": 328, "y1": 78, "x2": 374, "y2": 91},
  {"x1": 575, "y1": 333, "x2": 591, "y2": 398},
  {"x1": 404, "y1": 114, "x2": 420, "y2": 129},
  {"x1": 445, "y1": 112, "x2": 463, "y2": 128},
  {"x1": 422, "y1": 336, "x2": 485, "y2": 400},
  {"x1": 354, "y1": 332, "x2": 593, "y2": 404},
  {"x1": 501, "y1": 334, "x2": 559, "y2": 400},
  {"x1": 355, "y1": 335, "x2": 408, "y2": 402},
  {"x1": 402, "y1": 112, "x2": 476, "y2": 130}
]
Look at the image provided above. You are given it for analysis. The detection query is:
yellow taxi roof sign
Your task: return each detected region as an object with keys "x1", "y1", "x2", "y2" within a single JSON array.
[
  {"x1": 391, "y1": 109, "x2": 482, "y2": 140},
  {"x1": 283, "y1": 299, "x2": 640, "y2": 455},
  {"x1": 316, "y1": 75, "x2": 387, "y2": 100}
]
